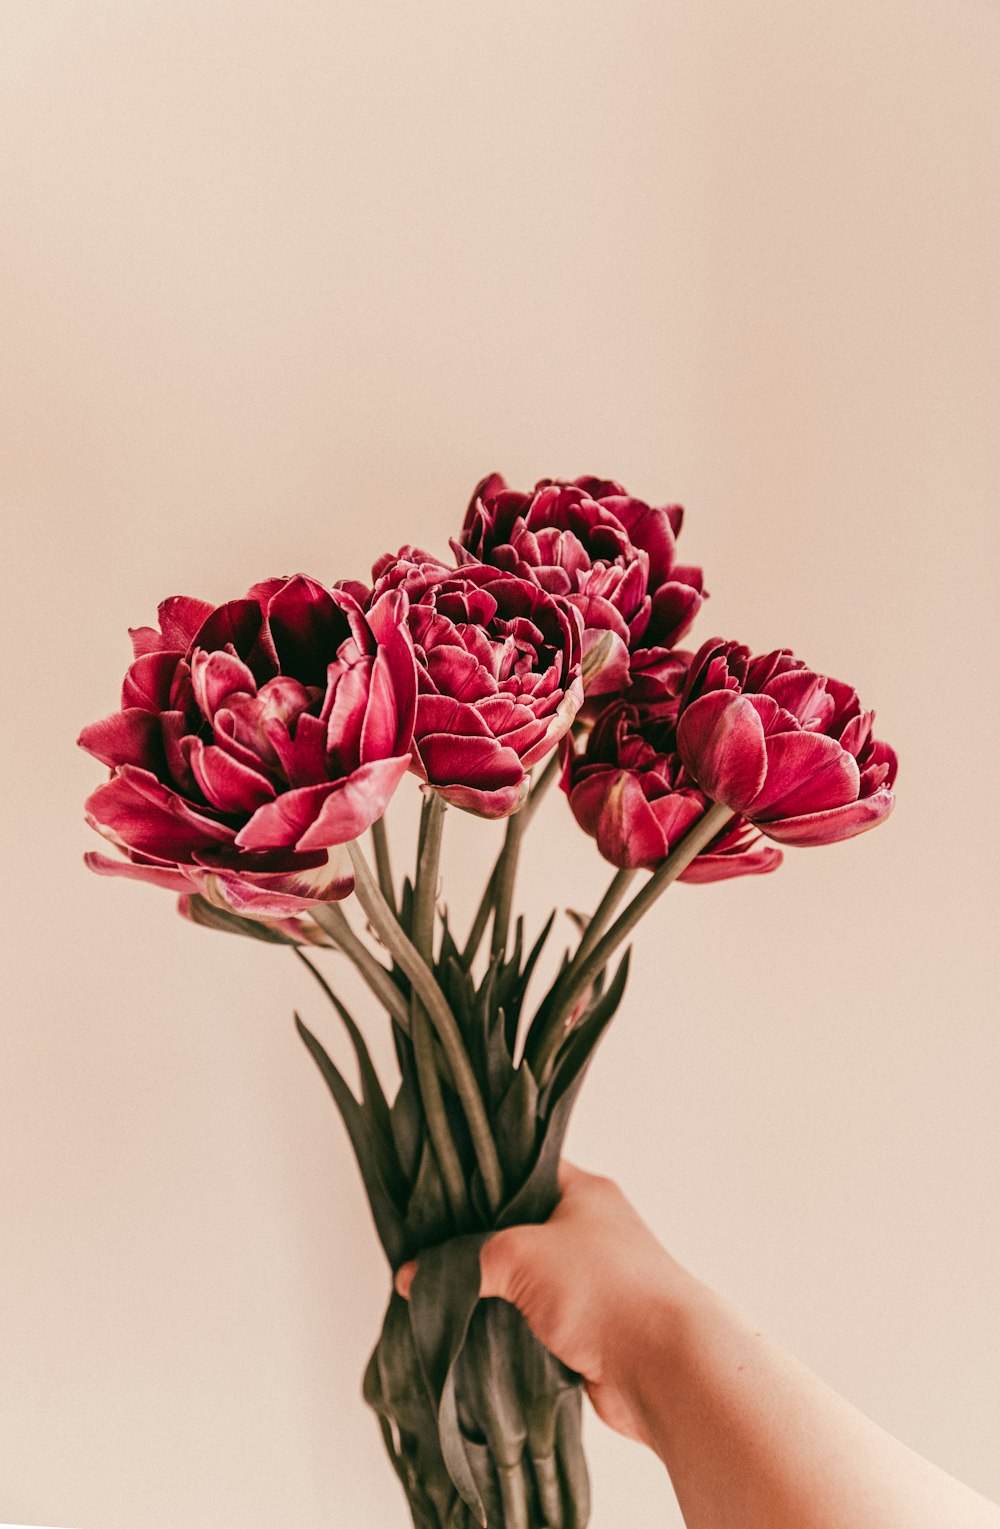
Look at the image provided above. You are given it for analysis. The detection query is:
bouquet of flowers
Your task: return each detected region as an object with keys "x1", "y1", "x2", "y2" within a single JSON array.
[{"x1": 79, "y1": 474, "x2": 896, "y2": 1528}]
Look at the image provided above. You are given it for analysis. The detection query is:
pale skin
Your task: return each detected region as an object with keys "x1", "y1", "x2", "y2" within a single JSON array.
[{"x1": 396, "y1": 1162, "x2": 1000, "y2": 1529}]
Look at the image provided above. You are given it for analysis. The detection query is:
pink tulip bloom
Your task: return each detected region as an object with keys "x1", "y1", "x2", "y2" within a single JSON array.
[
  {"x1": 562, "y1": 693, "x2": 783, "y2": 880},
  {"x1": 369, "y1": 550, "x2": 584, "y2": 817},
  {"x1": 79, "y1": 577, "x2": 417, "y2": 921},
  {"x1": 676, "y1": 639, "x2": 897, "y2": 846},
  {"x1": 458, "y1": 475, "x2": 705, "y2": 698}
]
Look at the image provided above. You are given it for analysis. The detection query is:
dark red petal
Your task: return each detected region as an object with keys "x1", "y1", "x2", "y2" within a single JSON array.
[
  {"x1": 85, "y1": 769, "x2": 234, "y2": 862},
  {"x1": 644, "y1": 580, "x2": 704, "y2": 648},
  {"x1": 757, "y1": 787, "x2": 895, "y2": 846},
  {"x1": 78, "y1": 709, "x2": 162, "y2": 770},
  {"x1": 570, "y1": 771, "x2": 668, "y2": 869},
  {"x1": 83, "y1": 850, "x2": 195, "y2": 893},
  {"x1": 235, "y1": 756, "x2": 411, "y2": 852},
  {"x1": 191, "y1": 600, "x2": 266, "y2": 663},
  {"x1": 121, "y1": 650, "x2": 184, "y2": 710},
  {"x1": 677, "y1": 692, "x2": 768, "y2": 811},
  {"x1": 750, "y1": 732, "x2": 860, "y2": 820},
  {"x1": 190, "y1": 648, "x2": 257, "y2": 721},
  {"x1": 417, "y1": 731, "x2": 524, "y2": 792},
  {"x1": 415, "y1": 694, "x2": 493, "y2": 740},
  {"x1": 679, "y1": 838, "x2": 784, "y2": 882},
  {"x1": 206, "y1": 846, "x2": 355, "y2": 913},
  {"x1": 187, "y1": 738, "x2": 277, "y2": 815},
  {"x1": 265, "y1": 711, "x2": 328, "y2": 788},
  {"x1": 429, "y1": 778, "x2": 528, "y2": 818},
  {"x1": 265, "y1": 575, "x2": 350, "y2": 688}
]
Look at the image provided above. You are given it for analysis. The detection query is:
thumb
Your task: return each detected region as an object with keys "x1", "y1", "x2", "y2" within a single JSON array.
[{"x1": 393, "y1": 1228, "x2": 526, "y2": 1304}]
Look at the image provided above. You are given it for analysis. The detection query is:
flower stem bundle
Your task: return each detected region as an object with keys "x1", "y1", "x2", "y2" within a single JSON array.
[{"x1": 80, "y1": 474, "x2": 897, "y2": 1527}]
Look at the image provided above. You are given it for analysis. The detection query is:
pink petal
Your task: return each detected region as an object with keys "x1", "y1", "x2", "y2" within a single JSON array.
[
  {"x1": 235, "y1": 756, "x2": 411, "y2": 852},
  {"x1": 121, "y1": 651, "x2": 184, "y2": 710},
  {"x1": 580, "y1": 629, "x2": 631, "y2": 696},
  {"x1": 677, "y1": 692, "x2": 768, "y2": 811},
  {"x1": 129, "y1": 596, "x2": 215, "y2": 657},
  {"x1": 417, "y1": 732, "x2": 524, "y2": 793},
  {"x1": 83, "y1": 851, "x2": 195, "y2": 893},
  {"x1": 763, "y1": 670, "x2": 836, "y2": 731},
  {"x1": 206, "y1": 846, "x2": 355, "y2": 914},
  {"x1": 519, "y1": 684, "x2": 582, "y2": 769},
  {"x1": 265, "y1": 711, "x2": 328, "y2": 788},
  {"x1": 78, "y1": 709, "x2": 162, "y2": 770},
  {"x1": 757, "y1": 786, "x2": 895, "y2": 846},
  {"x1": 190, "y1": 648, "x2": 257, "y2": 721},
  {"x1": 415, "y1": 694, "x2": 492, "y2": 739},
  {"x1": 187, "y1": 738, "x2": 277, "y2": 815},
  {"x1": 429, "y1": 778, "x2": 528, "y2": 818},
  {"x1": 571, "y1": 771, "x2": 669, "y2": 869},
  {"x1": 86, "y1": 766, "x2": 234, "y2": 861},
  {"x1": 750, "y1": 731, "x2": 860, "y2": 820}
]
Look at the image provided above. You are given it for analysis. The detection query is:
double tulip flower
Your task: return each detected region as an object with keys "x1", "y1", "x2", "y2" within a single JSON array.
[{"x1": 81, "y1": 477, "x2": 896, "y2": 921}]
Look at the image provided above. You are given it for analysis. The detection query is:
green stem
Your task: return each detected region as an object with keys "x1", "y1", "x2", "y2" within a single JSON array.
[
  {"x1": 524, "y1": 748, "x2": 561, "y2": 826},
  {"x1": 310, "y1": 902, "x2": 410, "y2": 1031},
  {"x1": 371, "y1": 814, "x2": 395, "y2": 914},
  {"x1": 346, "y1": 838, "x2": 505, "y2": 1215},
  {"x1": 491, "y1": 805, "x2": 527, "y2": 961},
  {"x1": 409, "y1": 797, "x2": 468, "y2": 1219},
  {"x1": 461, "y1": 748, "x2": 562, "y2": 970},
  {"x1": 531, "y1": 803, "x2": 735, "y2": 1084},
  {"x1": 571, "y1": 867, "x2": 638, "y2": 971}
]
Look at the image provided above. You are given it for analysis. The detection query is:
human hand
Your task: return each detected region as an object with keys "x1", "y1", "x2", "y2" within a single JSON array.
[{"x1": 395, "y1": 1160, "x2": 688, "y2": 1444}]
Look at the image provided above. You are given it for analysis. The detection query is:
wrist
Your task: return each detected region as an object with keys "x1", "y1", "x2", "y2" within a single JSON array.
[{"x1": 601, "y1": 1253, "x2": 704, "y2": 1446}]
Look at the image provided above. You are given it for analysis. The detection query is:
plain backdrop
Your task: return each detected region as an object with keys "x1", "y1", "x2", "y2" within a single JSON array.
[{"x1": 2, "y1": 2, "x2": 998, "y2": 1526}]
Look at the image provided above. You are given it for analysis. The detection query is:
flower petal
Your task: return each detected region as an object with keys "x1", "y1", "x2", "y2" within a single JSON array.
[
  {"x1": 757, "y1": 786, "x2": 894, "y2": 846},
  {"x1": 187, "y1": 738, "x2": 277, "y2": 815},
  {"x1": 78, "y1": 709, "x2": 163, "y2": 771},
  {"x1": 750, "y1": 731, "x2": 860, "y2": 820},
  {"x1": 677, "y1": 691, "x2": 768, "y2": 811},
  {"x1": 235, "y1": 755, "x2": 411, "y2": 851}
]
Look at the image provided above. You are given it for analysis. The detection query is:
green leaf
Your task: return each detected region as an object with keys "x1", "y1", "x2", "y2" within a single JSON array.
[
  {"x1": 294, "y1": 953, "x2": 399, "y2": 1184},
  {"x1": 408, "y1": 1235, "x2": 492, "y2": 1525},
  {"x1": 294, "y1": 1015, "x2": 408, "y2": 1268},
  {"x1": 494, "y1": 1063, "x2": 538, "y2": 1187},
  {"x1": 406, "y1": 1136, "x2": 453, "y2": 1250},
  {"x1": 497, "y1": 953, "x2": 630, "y2": 1231},
  {"x1": 184, "y1": 894, "x2": 299, "y2": 944},
  {"x1": 542, "y1": 949, "x2": 631, "y2": 1116}
]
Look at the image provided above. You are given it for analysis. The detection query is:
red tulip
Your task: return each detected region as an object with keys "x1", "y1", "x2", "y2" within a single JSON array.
[
  {"x1": 458, "y1": 475, "x2": 705, "y2": 697},
  {"x1": 79, "y1": 577, "x2": 417, "y2": 920},
  {"x1": 369, "y1": 550, "x2": 584, "y2": 817},
  {"x1": 676, "y1": 640, "x2": 897, "y2": 846},
  {"x1": 561, "y1": 693, "x2": 782, "y2": 880}
]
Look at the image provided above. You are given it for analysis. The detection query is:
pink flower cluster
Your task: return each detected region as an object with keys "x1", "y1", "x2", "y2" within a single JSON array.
[{"x1": 80, "y1": 475, "x2": 896, "y2": 921}]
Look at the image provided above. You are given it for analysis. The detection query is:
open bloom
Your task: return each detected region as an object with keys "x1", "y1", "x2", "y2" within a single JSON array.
[
  {"x1": 370, "y1": 549, "x2": 584, "y2": 816},
  {"x1": 562, "y1": 693, "x2": 782, "y2": 880},
  {"x1": 676, "y1": 639, "x2": 897, "y2": 846},
  {"x1": 458, "y1": 474, "x2": 705, "y2": 697},
  {"x1": 79, "y1": 577, "x2": 416, "y2": 920}
]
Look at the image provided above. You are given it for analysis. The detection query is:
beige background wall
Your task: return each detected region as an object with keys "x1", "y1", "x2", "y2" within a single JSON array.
[{"x1": 2, "y1": 3, "x2": 998, "y2": 1526}]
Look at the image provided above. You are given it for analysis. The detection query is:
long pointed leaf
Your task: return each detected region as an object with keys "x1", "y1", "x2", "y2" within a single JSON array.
[{"x1": 294, "y1": 1014, "x2": 408, "y2": 1268}]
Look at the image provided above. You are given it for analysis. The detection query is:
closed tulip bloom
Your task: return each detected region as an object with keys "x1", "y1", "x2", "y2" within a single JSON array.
[
  {"x1": 562, "y1": 694, "x2": 782, "y2": 880},
  {"x1": 676, "y1": 639, "x2": 897, "y2": 847},
  {"x1": 370, "y1": 549, "x2": 584, "y2": 817},
  {"x1": 458, "y1": 474, "x2": 705, "y2": 697},
  {"x1": 79, "y1": 577, "x2": 416, "y2": 921}
]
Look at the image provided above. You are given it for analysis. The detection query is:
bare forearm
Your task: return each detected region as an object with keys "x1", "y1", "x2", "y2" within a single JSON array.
[{"x1": 621, "y1": 1274, "x2": 1000, "y2": 1529}]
